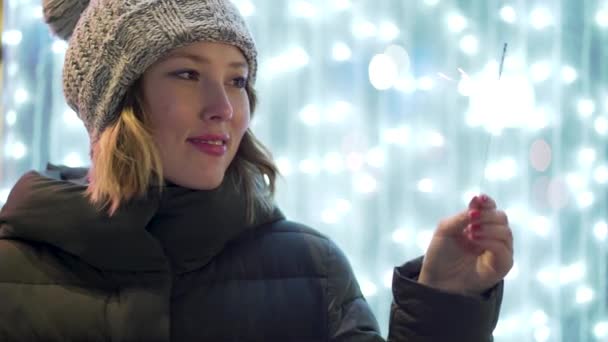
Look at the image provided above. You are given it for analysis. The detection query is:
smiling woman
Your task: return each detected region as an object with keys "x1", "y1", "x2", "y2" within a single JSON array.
[{"x1": 89, "y1": 41, "x2": 277, "y2": 221}]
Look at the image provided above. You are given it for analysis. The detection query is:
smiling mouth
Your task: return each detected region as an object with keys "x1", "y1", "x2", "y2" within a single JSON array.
[{"x1": 187, "y1": 139, "x2": 228, "y2": 156}]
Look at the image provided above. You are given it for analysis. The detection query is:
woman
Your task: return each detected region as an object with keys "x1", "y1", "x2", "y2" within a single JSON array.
[{"x1": 0, "y1": 0, "x2": 513, "y2": 340}]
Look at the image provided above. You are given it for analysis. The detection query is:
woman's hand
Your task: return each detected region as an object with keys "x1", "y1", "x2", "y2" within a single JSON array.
[{"x1": 418, "y1": 194, "x2": 513, "y2": 296}]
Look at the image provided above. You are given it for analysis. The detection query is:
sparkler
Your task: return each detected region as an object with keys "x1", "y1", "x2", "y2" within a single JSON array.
[{"x1": 479, "y1": 43, "x2": 508, "y2": 191}]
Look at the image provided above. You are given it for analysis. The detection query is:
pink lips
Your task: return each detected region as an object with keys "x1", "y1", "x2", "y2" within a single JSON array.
[{"x1": 186, "y1": 134, "x2": 229, "y2": 157}]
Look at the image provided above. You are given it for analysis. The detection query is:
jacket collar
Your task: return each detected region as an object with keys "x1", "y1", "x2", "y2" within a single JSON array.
[{"x1": 0, "y1": 166, "x2": 283, "y2": 273}]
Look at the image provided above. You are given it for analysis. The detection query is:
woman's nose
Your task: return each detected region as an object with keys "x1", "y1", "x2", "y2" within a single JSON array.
[{"x1": 200, "y1": 83, "x2": 233, "y2": 121}]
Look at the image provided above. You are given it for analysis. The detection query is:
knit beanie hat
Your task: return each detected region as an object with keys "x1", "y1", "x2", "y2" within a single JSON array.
[{"x1": 42, "y1": 0, "x2": 257, "y2": 139}]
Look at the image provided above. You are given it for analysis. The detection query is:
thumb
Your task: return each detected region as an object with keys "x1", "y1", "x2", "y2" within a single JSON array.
[{"x1": 437, "y1": 210, "x2": 470, "y2": 236}]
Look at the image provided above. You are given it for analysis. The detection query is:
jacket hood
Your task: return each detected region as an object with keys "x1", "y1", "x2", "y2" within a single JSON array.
[{"x1": 0, "y1": 165, "x2": 283, "y2": 273}]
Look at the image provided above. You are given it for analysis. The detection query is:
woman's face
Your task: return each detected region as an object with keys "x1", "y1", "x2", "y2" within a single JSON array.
[{"x1": 141, "y1": 41, "x2": 250, "y2": 190}]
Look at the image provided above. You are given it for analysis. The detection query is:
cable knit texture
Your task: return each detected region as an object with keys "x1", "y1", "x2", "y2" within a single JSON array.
[{"x1": 42, "y1": 0, "x2": 257, "y2": 138}]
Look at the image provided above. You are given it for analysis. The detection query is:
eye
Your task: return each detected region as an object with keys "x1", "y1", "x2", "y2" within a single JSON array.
[
  {"x1": 173, "y1": 69, "x2": 200, "y2": 81},
  {"x1": 232, "y1": 77, "x2": 248, "y2": 89}
]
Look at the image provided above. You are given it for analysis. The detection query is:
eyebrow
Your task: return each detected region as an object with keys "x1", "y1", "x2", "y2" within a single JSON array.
[{"x1": 160, "y1": 52, "x2": 248, "y2": 70}]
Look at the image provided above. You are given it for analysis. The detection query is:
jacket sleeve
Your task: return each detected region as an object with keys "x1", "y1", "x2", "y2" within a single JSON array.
[
  {"x1": 326, "y1": 239, "x2": 385, "y2": 342},
  {"x1": 387, "y1": 256, "x2": 503, "y2": 342}
]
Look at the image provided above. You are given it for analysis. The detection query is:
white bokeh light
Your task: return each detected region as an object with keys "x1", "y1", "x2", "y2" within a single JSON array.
[
  {"x1": 382, "y1": 126, "x2": 410, "y2": 146},
  {"x1": 593, "y1": 221, "x2": 608, "y2": 241},
  {"x1": 378, "y1": 22, "x2": 400, "y2": 41},
  {"x1": 531, "y1": 310, "x2": 548, "y2": 326},
  {"x1": 561, "y1": 65, "x2": 578, "y2": 84},
  {"x1": 299, "y1": 159, "x2": 320, "y2": 175},
  {"x1": 446, "y1": 13, "x2": 467, "y2": 33},
  {"x1": 352, "y1": 20, "x2": 377, "y2": 39},
  {"x1": 577, "y1": 191, "x2": 594, "y2": 208},
  {"x1": 261, "y1": 47, "x2": 310, "y2": 76},
  {"x1": 499, "y1": 5, "x2": 517, "y2": 23},
  {"x1": 323, "y1": 152, "x2": 345, "y2": 174},
  {"x1": 392, "y1": 228, "x2": 409, "y2": 243},
  {"x1": 329, "y1": 0, "x2": 351, "y2": 11},
  {"x1": 232, "y1": 0, "x2": 255, "y2": 17},
  {"x1": 575, "y1": 286, "x2": 593, "y2": 304},
  {"x1": 369, "y1": 54, "x2": 399, "y2": 90},
  {"x1": 596, "y1": 8, "x2": 608, "y2": 27},
  {"x1": 530, "y1": 7, "x2": 553, "y2": 30},
  {"x1": 275, "y1": 157, "x2": 293, "y2": 176},
  {"x1": 360, "y1": 279, "x2": 378, "y2": 297},
  {"x1": 595, "y1": 321, "x2": 608, "y2": 339},
  {"x1": 6, "y1": 110, "x2": 17, "y2": 126},
  {"x1": 530, "y1": 215, "x2": 551, "y2": 237},
  {"x1": 326, "y1": 100, "x2": 352, "y2": 122},
  {"x1": 594, "y1": 165, "x2": 608, "y2": 184},
  {"x1": 530, "y1": 61, "x2": 552, "y2": 83},
  {"x1": 365, "y1": 147, "x2": 386, "y2": 168},
  {"x1": 384, "y1": 45, "x2": 411, "y2": 77},
  {"x1": 321, "y1": 209, "x2": 340, "y2": 224},
  {"x1": 2, "y1": 30, "x2": 23, "y2": 46},
  {"x1": 31, "y1": 5, "x2": 43, "y2": 18},
  {"x1": 577, "y1": 98, "x2": 596, "y2": 118},
  {"x1": 299, "y1": 104, "x2": 321, "y2": 126},
  {"x1": 578, "y1": 147, "x2": 596, "y2": 166},
  {"x1": 51, "y1": 40, "x2": 68, "y2": 54},
  {"x1": 417, "y1": 178, "x2": 434, "y2": 193},
  {"x1": 594, "y1": 116, "x2": 608, "y2": 135},
  {"x1": 353, "y1": 173, "x2": 378, "y2": 194},
  {"x1": 15, "y1": 88, "x2": 29, "y2": 104},
  {"x1": 7, "y1": 141, "x2": 27, "y2": 160},
  {"x1": 415, "y1": 229, "x2": 434, "y2": 252},
  {"x1": 533, "y1": 325, "x2": 550, "y2": 342},
  {"x1": 484, "y1": 158, "x2": 518, "y2": 181},
  {"x1": 417, "y1": 76, "x2": 434, "y2": 91},
  {"x1": 62, "y1": 152, "x2": 86, "y2": 168},
  {"x1": 459, "y1": 34, "x2": 479, "y2": 55},
  {"x1": 0, "y1": 188, "x2": 10, "y2": 205},
  {"x1": 332, "y1": 41, "x2": 352, "y2": 61},
  {"x1": 290, "y1": 1, "x2": 318, "y2": 18}
]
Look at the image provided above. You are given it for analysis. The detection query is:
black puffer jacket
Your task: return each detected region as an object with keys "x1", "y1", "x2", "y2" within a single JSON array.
[{"x1": 0, "y1": 166, "x2": 503, "y2": 341}]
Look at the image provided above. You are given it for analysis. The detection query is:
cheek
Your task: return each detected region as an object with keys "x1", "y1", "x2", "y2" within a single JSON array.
[
  {"x1": 144, "y1": 90, "x2": 195, "y2": 139},
  {"x1": 234, "y1": 94, "x2": 251, "y2": 134}
]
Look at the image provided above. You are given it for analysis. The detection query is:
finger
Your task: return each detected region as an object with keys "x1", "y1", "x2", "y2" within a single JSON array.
[
  {"x1": 468, "y1": 209, "x2": 509, "y2": 226},
  {"x1": 468, "y1": 223, "x2": 513, "y2": 253},
  {"x1": 468, "y1": 239, "x2": 514, "y2": 274},
  {"x1": 469, "y1": 194, "x2": 497, "y2": 210}
]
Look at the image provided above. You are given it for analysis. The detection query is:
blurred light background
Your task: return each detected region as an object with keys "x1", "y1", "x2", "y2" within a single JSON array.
[{"x1": 2, "y1": 0, "x2": 608, "y2": 341}]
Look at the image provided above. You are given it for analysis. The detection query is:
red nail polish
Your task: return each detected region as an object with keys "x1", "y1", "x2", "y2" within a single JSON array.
[
  {"x1": 471, "y1": 223, "x2": 482, "y2": 231},
  {"x1": 469, "y1": 210, "x2": 481, "y2": 220},
  {"x1": 480, "y1": 194, "x2": 489, "y2": 203}
]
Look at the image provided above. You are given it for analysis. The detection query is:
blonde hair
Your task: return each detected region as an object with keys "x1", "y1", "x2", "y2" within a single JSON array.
[{"x1": 86, "y1": 81, "x2": 278, "y2": 223}]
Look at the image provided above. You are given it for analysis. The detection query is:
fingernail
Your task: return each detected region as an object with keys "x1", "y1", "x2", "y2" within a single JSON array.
[
  {"x1": 472, "y1": 232, "x2": 481, "y2": 239},
  {"x1": 480, "y1": 194, "x2": 489, "y2": 203},
  {"x1": 471, "y1": 223, "x2": 482, "y2": 231},
  {"x1": 469, "y1": 210, "x2": 481, "y2": 221},
  {"x1": 471, "y1": 196, "x2": 480, "y2": 206}
]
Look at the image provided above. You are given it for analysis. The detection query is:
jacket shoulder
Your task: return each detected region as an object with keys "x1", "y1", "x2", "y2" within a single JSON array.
[
  {"x1": 0, "y1": 238, "x2": 103, "y2": 286},
  {"x1": 229, "y1": 219, "x2": 336, "y2": 259}
]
